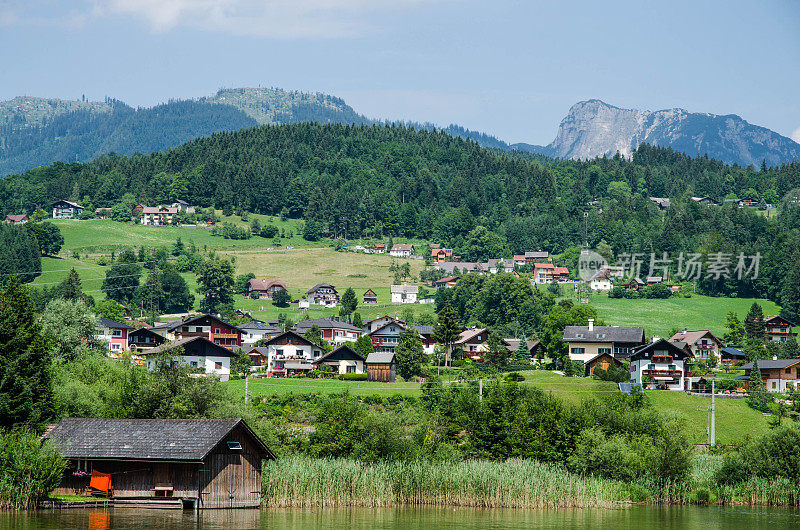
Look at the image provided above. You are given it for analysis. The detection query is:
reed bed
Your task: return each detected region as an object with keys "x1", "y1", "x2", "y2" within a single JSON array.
[
  {"x1": 262, "y1": 456, "x2": 629, "y2": 508},
  {"x1": 262, "y1": 454, "x2": 800, "y2": 508}
]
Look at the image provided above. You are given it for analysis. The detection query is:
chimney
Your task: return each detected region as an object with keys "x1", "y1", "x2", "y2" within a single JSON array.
[
  {"x1": 773, "y1": 355, "x2": 778, "y2": 361},
  {"x1": 588, "y1": 319, "x2": 594, "y2": 331},
  {"x1": 652, "y1": 335, "x2": 660, "y2": 343},
  {"x1": 682, "y1": 329, "x2": 687, "y2": 335}
]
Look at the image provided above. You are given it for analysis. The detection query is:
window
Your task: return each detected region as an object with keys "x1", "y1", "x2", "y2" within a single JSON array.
[
  {"x1": 648, "y1": 363, "x2": 655, "y2": 369},
  {"x1": 227, "y1": 441, "x2": 243, "y2": 450},
  {"x1": 598, "y1": 348, "x2": 611, "y2": 354},
  {"x1": 112, "y1": 329, "x2": 122, "y2": 337},
  {"x1": 195, "y1": 327, "x2": 202, "y2": 333},
  {"x1": 576, "y1": 333, "x2": 584, "y2": 338},
  {"x1": 297, "y1": 349, "x2": 304, "y2": 357},
  {"x1": 111, "y1": 343, "x2": 120, "y2": 351},
  {"x1": 668, "y1": 364, "x2": 676, "y2": 370},
  {"x1": 570, "y1": 348, "x2": 585, "y2": 354},
  {"x1": 214, "y1": 328, "x2": 221, "y2": 334},
  {"x1": 772, "y1": 381, "x2": 777, "y2": 389},
  {"x1": 191, "y1": 361, "x2": 197, "y2": 367},
  {"x1": 214, "y1": 362, "x2": 222, "y2": 370},
  {"x1": 597, "y1": 333, "x2": 606, "y2": 339},
  {"x1": 786, "y1": 368, "x2": 792, "y2": 374},
  {"x1": 347, "y1": 365, "x2": 356, "y2": 373}
]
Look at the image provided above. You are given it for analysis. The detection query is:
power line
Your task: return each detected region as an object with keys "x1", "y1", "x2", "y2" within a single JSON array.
[{"x1": 0, "y1": 258, "x2": 163, "y2": 278}]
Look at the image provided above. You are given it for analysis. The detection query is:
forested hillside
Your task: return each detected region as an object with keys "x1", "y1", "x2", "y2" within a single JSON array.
[{"x1": 2, "y1": 123, "x2": 800, "y2": 316}]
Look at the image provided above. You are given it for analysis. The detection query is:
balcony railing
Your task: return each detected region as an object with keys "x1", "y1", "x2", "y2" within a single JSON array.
[
  {"x1": 643, "y1": 369, "x2": 682, "y2": 378},
  {"x1": 697, "y1": 344, "x2": 715, "y2": 349},
  {"x1": 213, "y1": 333, "x2": 239, "y2": 339}
]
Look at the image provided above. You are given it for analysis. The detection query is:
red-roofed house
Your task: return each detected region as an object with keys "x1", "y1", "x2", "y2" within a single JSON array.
[
  {"x1": 533, "y1": 263, "x2": 556, "y2": 284},
  {"x1": 433, "y1": 276, "x2": 460, "y2": 288},
  {"x1": 5, "y1": 214, "x2": 29, "y2": 225},
  {"x1": 553, "y1": 266, "x2": 570, "y2": 282},
  {"x1": 431, "y1": 248, "x2": 453, "y2": 263},
  {"x1": 247, "y1": 278, "x2": 288, "y2": 300},
  {"x1": 513, "y1": 255, "x2": 526, "y2": 267}
]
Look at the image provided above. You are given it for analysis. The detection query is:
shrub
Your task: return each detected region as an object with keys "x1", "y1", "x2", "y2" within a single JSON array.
[
  {"x1": 608, "y1": 286, "x2": 625, "y2": 299},
  {"x1": 715, "y1": 426, "x2": 800, "y2": 485},
  {"x1": 338, "y1": 373, "x2": 368, "y2": 381},
  {"x1": 0, "y1": 431, "x2": 66, "y2": 509}
]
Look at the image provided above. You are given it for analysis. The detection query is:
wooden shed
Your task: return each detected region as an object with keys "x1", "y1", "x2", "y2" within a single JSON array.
[
  {"x1": 366, "y1": 352, "x2": 396, "y2": 382},
  {"x1": 45, "y1": 418, "x2": 275, "y2": 509}
]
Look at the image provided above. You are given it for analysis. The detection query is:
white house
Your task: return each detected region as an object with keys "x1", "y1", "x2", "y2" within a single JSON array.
[
  {"x1": 144, "y1": 336, "x2": 236, "y2": 381},
  {"x1": 563, "y1": 320, "x2": 645, "y2": 363},
  {"x1": 253, "y1": 331, "x2": 324, "y2": 377},
  {"x1": 391, "y1": 284, "x2": 419, "y2": 304},
  {"x1": 52, "y1": 200, "x2": 84, "y2": 219},
  {"x1": 625, "y1": 338, "x2": 694, "y2": 391},
  {"x1": 140, "y1": 206, "x2": 179, "y2": 225},
  {"x1": 588, "y1": 270, "x2": 613, "y2": 291},
  {"x1": 390, "y1": 244, "x2": 414, "y2": 257},
  {"x1": 170, "y1": 199, "x2": 195, "y2": 213}
]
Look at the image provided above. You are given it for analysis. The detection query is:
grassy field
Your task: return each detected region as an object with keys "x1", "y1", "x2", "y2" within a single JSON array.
[
  {"x1": 227, "y1": 369, "x2": 772, "y2": 445},
  {"x1": 558, "y1": 286, "x2": 783, "y2": 337}
]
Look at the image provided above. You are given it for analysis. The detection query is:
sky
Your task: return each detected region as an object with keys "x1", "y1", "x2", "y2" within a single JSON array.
[{"x1": 1, "y1": 0, "x2": 799, "y2": 145}]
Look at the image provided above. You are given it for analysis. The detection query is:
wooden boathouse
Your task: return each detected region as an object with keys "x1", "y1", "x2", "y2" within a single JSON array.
[{"x1": 45, "y1": 418, "x2": 275, "y2": 509}]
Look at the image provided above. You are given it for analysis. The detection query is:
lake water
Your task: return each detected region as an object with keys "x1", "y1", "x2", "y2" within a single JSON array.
[{"x1": 1, "y1": 506, "x2": 799, "y2": 529}]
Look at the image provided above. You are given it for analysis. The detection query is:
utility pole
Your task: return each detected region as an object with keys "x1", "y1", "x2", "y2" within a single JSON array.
[
  {"x1": 710, "y1": 379, "x2": 715, "y2": 446},
  {"x1": 479, "y1": 378, "x2": 483, "y2": 403},
  {"x1": 244, "y1": 375, "x2": 250, "y2": 406}
]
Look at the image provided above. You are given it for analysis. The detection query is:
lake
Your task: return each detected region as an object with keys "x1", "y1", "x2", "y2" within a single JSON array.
[{"x1": 1, "y1": 506, "x2": 799, "y2": 529}]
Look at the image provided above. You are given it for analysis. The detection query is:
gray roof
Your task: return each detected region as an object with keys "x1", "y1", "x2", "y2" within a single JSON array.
[
  {"x1": 525, "y1": 251, "x2": 549, "y2": 258},
  {"x1": 366, "y1": 352, "x2": 395, "y2": 364},
  {"x1": 721, "y1": 347, "x2": 747, "y2": 358},
  {"x1": 238, "y1": 321, "x2": 280, "y2": 332},
  {"x1": 412, "y1": 325, "x2": 434, "y2": 335},
  {"x1": 307, "y1": 283, "x2": 336, "y2": 294},
  {"x1": 98, "y1": 317, "x2": 133, "y2": 330},
  {"x1": 145, "y1": 336, "x2": 238, "y2": 357},
  {"x1": 741, "y1": 358, "x2": 800, "y2": 370},
  {"x1": 391, "y1": 284, "x2": 419, "y2": 294},
  {"x1": 45, "y1": 418, "x2": 273, "y2": 461},
  {"x1": 563, "y1": 325, "x2": 644, "y2": 343}
]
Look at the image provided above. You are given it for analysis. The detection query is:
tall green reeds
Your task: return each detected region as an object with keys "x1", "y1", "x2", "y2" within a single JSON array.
[{"x1": 263, "y1": 455, "x2": 629, "y2": 508}]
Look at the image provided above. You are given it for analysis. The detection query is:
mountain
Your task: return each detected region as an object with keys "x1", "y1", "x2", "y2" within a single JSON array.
[
  {"x1": 519, "y1": 99, "x2": 800, "y2": 167},
  {"x1": 0, "y1": 88, "x2": 510, "y2": 177}
]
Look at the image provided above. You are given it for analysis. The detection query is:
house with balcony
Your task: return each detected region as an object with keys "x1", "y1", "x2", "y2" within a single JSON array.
[
  {"x1": 563, "y1": 320, "x2": 645, "y2": 363},
  {"x1": 52, "y1": 200, "x2": 84, "y2": 219},
  {"x1": 532, "y1": 263, "x2": 556, "y2": 284},
  {"x1": 741, "y1": 358, "x2": 800, "y2": 392},
  {"x1": 151, "y1": 314, "x2": 243, "y2": 349},
  {"x1": 390, "y1": 243, "x2": 415, "y2": 257},
  {"x1": 433, "y1": 276, "x2": 460, "y2": 288},
  {"x1": 97, "y1": 317, "x2": 134, "y2": 356},
  {"x1": 255, "y1": 331, "x2": 324, "y2": 377},
  {"x1": 246, "y1": 279, "x2": 288, "y2": 300},
  {"x1": 368, "y1": 320, "x2": 407, "y2": 353},
  {"x1": 306, "y1": 283, "x2": 339, "y2": 306},
  {"x1": 764, "y1": 316, "x2": 797, "y2": 343},
  {"x1": 431, "y1": 248, "x2": 453, "y2": 263},
  {"x1": 588, "y1": 270, "x2": 613, "y2": 291},
  {"x1": 128, "y1": 327, "x2": 167, "y2": 352},
  {"x1": 391, "y1": 284, "x2": 418, "y2": 303},
  {"x1": 140, "y1": 205, "x2": 179, "y2": 226},
  {"x1": 455, "y1": 328, "x2": 489, "y2": 361},
  {"x1": 668, "y1": 330, "x2": 725, "y2": 361},
  {"x1": 294, "y1": 317, "x2": 362, "y2": 344},
  {"x1": 312, "y1": 344, "x2": 366, "y2": 374},
  {"x1": 144, "y1": 336, "x2": 237, "y2": 381},
  {"x1": 624, "y1": 338, "x2": 694, "y2": 391},
  {"x1": 363, "y1": 316, "x2": 406, "y2": 334},
  {"x1": 363, "y1": 289, "x2": 378, "y2": 304}
]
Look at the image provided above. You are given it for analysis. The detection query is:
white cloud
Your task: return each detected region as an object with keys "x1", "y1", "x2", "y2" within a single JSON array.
[
  {"x1": 791, "y1": 127, "x2": 800, "y2": 145},
  {"x1": 89, "y1": 0, "x2": 433, "y2": 38}
]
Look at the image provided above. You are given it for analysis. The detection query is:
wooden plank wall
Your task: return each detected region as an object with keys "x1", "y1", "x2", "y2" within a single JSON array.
[
  {"x1": 53, "y1": 460, "x2": 199, "y2": 498},
  {"x1": 368, "y1": 363, "x2": 395, "y2": 382},
  {"x1": 199, "y1": 425, "x2": 262, "y2": 508}
]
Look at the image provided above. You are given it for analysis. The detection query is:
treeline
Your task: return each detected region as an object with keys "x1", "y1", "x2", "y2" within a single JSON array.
[
  {"x1": 3, "y1": 123, "x2": 800, "y2": 312},
  {"x1": 0, "y1": 222, "x2": 63, "y2": 282}
]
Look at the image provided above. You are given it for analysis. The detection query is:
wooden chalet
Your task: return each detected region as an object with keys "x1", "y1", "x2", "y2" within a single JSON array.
[
  {"x1": 128, "y1": 327, "x2": 167, "y2": 352},
  {"x1": 584, "y1": 352, "x2": 623, "y2": 376},
  {"x1": 45, "y1": 418, "x2": 275, "y2": 509},
  {"x1": 151, "y1": 314, "x2": 244, "y2": 349},
  {"x1": 363, "y1": 289, "x2": 378, "y2": 304},
  {"x1": 366, "y1": 352, "x2": 396, "y2": 382},
  {"x1": 313, "y1": 344, "x2": 366, "y2": 374},
  {"x1": 764, "y1": 315, "x2": 797, "y2": 343}
]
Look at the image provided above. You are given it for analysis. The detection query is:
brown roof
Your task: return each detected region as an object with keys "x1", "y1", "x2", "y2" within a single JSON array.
[
  {"x1": 142, "y1": 206, "x2": 178, "y2": 214},
  {"x1": 392, "y1": 244, "x2": 414, "y2": 251},
  {"x1": 667, "y1": 330, "x2": 723, "y2": 347},
  {"x1": 455, "y1": 328, "x2": 489, "y2": 345},
  {"x1": 247, "y1": 278, "x2": 287, "y2": 291},
  {"x1": 765, "y1": 315, "x2": 797, "y2": 327}
]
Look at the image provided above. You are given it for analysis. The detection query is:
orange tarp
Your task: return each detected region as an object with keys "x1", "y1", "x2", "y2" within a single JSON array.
[{"x1": 89, "y1": 470, "x2": 112, "y2": 492}]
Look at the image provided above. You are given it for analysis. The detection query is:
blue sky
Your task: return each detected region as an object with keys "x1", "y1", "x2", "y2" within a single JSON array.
[{"x1": 1, "y1": 0, "x2": 798, "y2": 145}]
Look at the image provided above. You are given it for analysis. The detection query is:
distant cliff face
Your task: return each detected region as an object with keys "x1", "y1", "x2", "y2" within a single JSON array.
[{"x1": 540, "y1": 99, "x2": 800, "y2": 167}]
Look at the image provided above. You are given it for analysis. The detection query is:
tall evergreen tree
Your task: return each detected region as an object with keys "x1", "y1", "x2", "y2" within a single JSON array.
[
  {"x1": 433, "y1": 303, "x2": 461, "y2": 368},
  {"x1": 340, "y1": 287, "x2": 358, "y2": 315},
  {"x1": 102, "y1": 249, "x2": 142, "y2": 303},
  {"x1": 744, "y1": 302, "x2": 766, "y2": 342},
  {"x1": 485, "y1": 331, "x2": 510, "y2": 367},
  {"x1": 515, "y1": 336, "x2": 530, "y2": 360},
  {"x1": 0, "y1": 278, "x2": 54, "y2": 430},
  {"x1": 56, "y1": 268, "x2": 84, "y2": 301}
]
